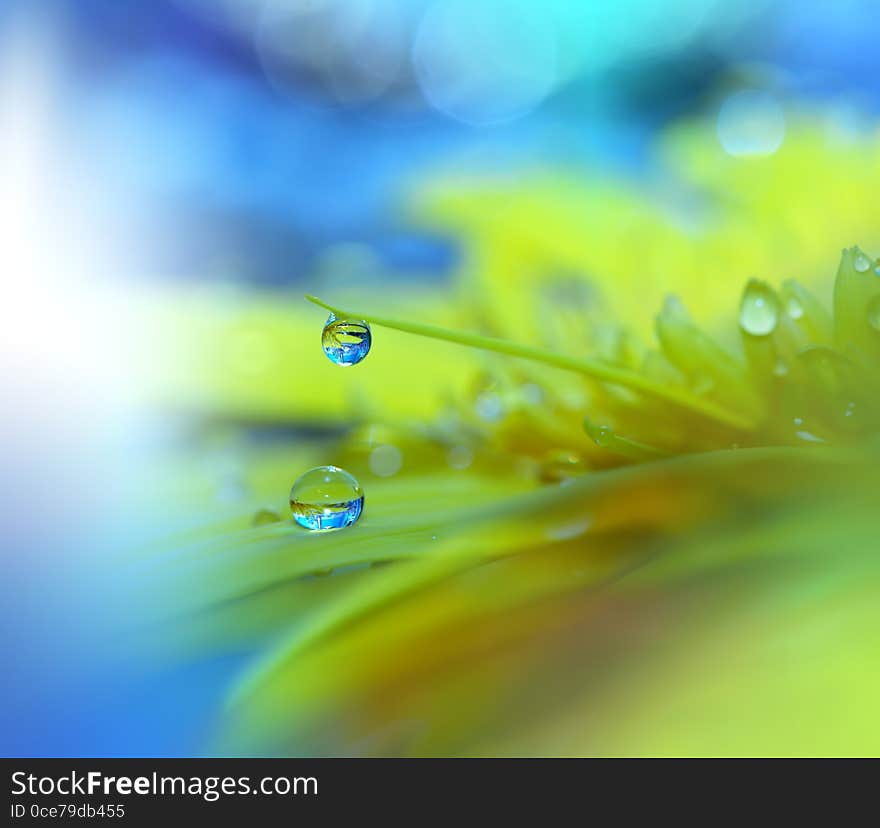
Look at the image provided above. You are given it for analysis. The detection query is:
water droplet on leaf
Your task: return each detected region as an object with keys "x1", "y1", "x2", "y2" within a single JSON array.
[
  {"x1": 853, "y1": 252, "x2": 871, "y2": 273},
  {"x1": 290, "y1": 466, "x2": 364, "y2": 531},
  {"x1": 785, "y1": 295, "x2": 804, "y2": 320},
  {"x1": 740, "y1": 281, "x2": 780, "y2": 336},
  {"x1": 475, "y1": 391, "x2": 505, "y2": 422},
  {"x1": 322, "y1": 313, "x2": 371, "y2": 366}
]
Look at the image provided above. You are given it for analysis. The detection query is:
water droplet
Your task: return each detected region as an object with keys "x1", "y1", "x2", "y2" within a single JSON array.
[
  {"x1": 773, "y1": 358, "x2": 789, "y2": 377},
  {"x1": 795, "y1": 430, "x2": 825, "y2": 444},
  {"x1": 252, "y1": 507, "x2": 282, "y2": 526},
  {"x1": 785, "y1": 295, "x2": 804, "y2": 320},
  {"x1": 475, "y1": 391, "x2": 505, "y2": 422},
  {"x1": 589, "y1": 425, "x2": 614, "y2": 448},
  {"x1": 546, "y1": 516, "x2": 592, "y2": 541},
  {"x1": 369, "y1": 444, "x2": 403, "y2": 477},
  {"x1": 853, "y1": 251, "x2": 871, "y2": 273},
  {"x1": 290, "y1": 466, "x2": 364, "y2": 531},
  {"x1": 539, "y1": 450, "x2": 585, "y2": 483},
  {"x1": 321, "y1": 313, "x2": 371, "y2": 366},
  {"x1": 740, "y1": 281, "x2": 780, "y2": 337},
  {"x1": 844, "y1": 402, "x2": 856, "y2": 418},
  {"x1": 867, "y1": 296, "x2": 880, "y2": 331},
  {"x1": 793, "y1": 417, "x2": 804, "y2": 426},
  {"x1": 520, "y1": 383, "x2": 544, "y2": 405}
]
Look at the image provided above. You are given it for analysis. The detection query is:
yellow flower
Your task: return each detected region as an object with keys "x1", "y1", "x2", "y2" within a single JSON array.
[{"x1": 147, "y1": 116, "x2": 880, "y2": 756}]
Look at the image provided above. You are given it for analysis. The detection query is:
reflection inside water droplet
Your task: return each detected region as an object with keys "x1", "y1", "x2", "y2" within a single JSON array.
[
  {"x1": 290, "y1": 466, "x2": 364, "y2": 531},
  {"x1": 322, "y1": 313, "x2": 371, "y2": 366}
]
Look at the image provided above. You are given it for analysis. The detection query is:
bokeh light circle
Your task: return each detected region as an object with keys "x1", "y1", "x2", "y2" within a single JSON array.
[
  {"x1": 717, "y1": 90, "x2": 786, "y2": 157},
  {"x1": 412, "y1": 0, "x2": 559, "y2": 126}
]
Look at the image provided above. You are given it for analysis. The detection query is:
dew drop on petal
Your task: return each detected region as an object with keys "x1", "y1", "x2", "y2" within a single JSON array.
[
  {"x1": 853, "y1": 252, "x2": 871, "y2": 273},
  {"x1": 867, "y1": 296, "x2": 880, "y2": 332},
  {"x1": 795, "y1": 430, "x2": 826, "y2": 444},
  {"x1": 321, "y1": 313, "x2": 371, "y2": 366},
  {"x1": 785, "y1": 295, "x2": 804, "y2": 320},
  {"x1": 475, "y1": 391, "x2": 505, "y2": 422},
  {"x1": 545, "y1": 516, "x2": 592, "y2": 542},
  {"x1": 290, "y1": 466, "x2": 364, "y2": 531},
  {"x1": 740, "y1": 281, "x2": 780, "y2": 336}
]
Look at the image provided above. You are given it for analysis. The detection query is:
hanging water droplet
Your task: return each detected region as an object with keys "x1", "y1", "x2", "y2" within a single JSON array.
[
  {"x1": 874, "y1": 261, "x2": 880, "y2": 277},
  {"x1": 290, "y1": 466, "x2": 364, "y2": 531},
  {"x1": 739, "y1": 281, "x2": 780, "y2": 336},
  {"x1": 321, "y1": 313, "x2": 371, "y2": 366},
  {"x1": 853, "y1": 251, "x2": 871, "y2": 273},
  {"x1": 867, "y1": 296, "x2": 880, "y2": 332}
]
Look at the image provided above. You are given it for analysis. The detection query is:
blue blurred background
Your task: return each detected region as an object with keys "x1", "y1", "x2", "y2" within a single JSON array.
[{"x1": 1, "y1": 0, "x2": 878, "y2": 755}]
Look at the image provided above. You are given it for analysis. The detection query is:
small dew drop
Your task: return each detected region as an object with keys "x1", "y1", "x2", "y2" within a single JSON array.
[
  {"x1": 795, "y1": 430, "x2": 825, "y2": 444},
  {"x1": 546, "y1": 516, "x2": 592, "y2": 542},
  {"x1": 867, "y1": 296, "x2": 880, "y2": 332},
  {"x1": 785, "y1": 295, "x2": 804, "y2": 320},
  {"x1": 773, "y1": 358, "x2": 789, "y2": 377},
  {"x1": 475, "y1": 391, "x2": 505, "y2": 422},
  {"x1": 290, "y1": 466, "x2": 364, "y2": 531},
  {"x1": 793, "y1": 417, "x2": 804, "y2": 426},
  {"x1": 520, "y1": 383, "x2": 544, "y2": 405},
  {"x1": 740, "y1": 281, "x2": 780, "y2": 337},
  {"x1": 321, "y1": 313, "x2": 371, "y2": 366},
  {"x1": 539, "y1": 450, "x2": 585, "y2": 484},
  {"x1": 853, "y1": 252, "x2": 871, "y2": 273}
]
